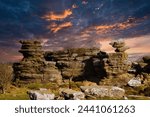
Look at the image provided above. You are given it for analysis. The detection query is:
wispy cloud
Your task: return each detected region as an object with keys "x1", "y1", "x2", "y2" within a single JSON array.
[
  {"x1": 47, "y1": 22, "x2": 73, "y2": 33},
  {"x1": 42, "y1": 9, "x2": 72, "y2": 21},
  {"x1": 95, "y1": 17, "x2": 137, "y2": 34}
]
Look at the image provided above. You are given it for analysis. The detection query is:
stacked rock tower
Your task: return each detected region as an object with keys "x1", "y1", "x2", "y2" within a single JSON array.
[
  {"x1": 100, "y1": 39, "x2": 131, "y2": 78},
  {"x1": 13, "y1": 40, "x2": 62, "y2": 84}
]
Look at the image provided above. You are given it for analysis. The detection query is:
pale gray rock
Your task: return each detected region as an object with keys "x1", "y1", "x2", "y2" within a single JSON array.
[
  {"x1": 27, "y1": 90, "x2": 55, "y2": 100},
  {"x1": 128, "y1": 77, "x2": 141, "y2": 87},
  {"x1": 60, "y1": 88, "x2": 85, "y2": 100},
  {"x1": 80, "y1": 86, "x2": 125, "y2": 98}
]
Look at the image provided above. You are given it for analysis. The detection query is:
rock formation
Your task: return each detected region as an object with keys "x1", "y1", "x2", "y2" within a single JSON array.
[
  {"x1": 137, "y1": 56, "x2": 150, "y2": 83},
  {"x1": 11, "y1": 39, "x2": 150, "y2": 100},
  {"x1": 127, "y1": 77, "x2": 141, "y2": 87},
  {"x1": 98, "y1": 39, "x2": 131, "y2": 78},
  {"x1": 13, "y1": 40, "x2": 132, "y2": 85},
  {"x1": 13, "y1": 40, "x2": 62, "y2": 84},
  {"x1": 45, "y1": 48, "x2": 100, "y2": 82}
]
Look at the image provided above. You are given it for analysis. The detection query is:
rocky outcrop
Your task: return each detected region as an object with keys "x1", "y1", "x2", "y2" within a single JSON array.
[
  {"x1": 13, "y1": 40, "x2": 44, "y2": 83},
  {"x1": 13, "y1": 40, "x2": 62, "y2": 84},
  {"x1": 45, "y1": 48, "x2": 100, "y2": 82},
  {"x1": 80, "y1": 86, "x2": 125, "y2": 98},
  {"x1": 57, "y1": 61, "x2": 85, "y2": 80},
  {"x1": 98, "y1": 40, "x2": 131, "y2": 78},
  {"x1": 13, "y1": 40, "x2": 132, "y2": 84},
  {"x1": 42, "y1": 61, "x2": 62, "y2": 84},
  {"x1": 12, "y1": 39, "x2": 150, "y2": 100},
  {"x1": 142, "y1": 56, "x2": 150, "y2": 74},
  {"x1": 109, "y1": 40, "x2": 129, "y2": 52},
  {"x1": 135, "y1": 55, "x2": 150, "y2": 84},
  {"x1": 45, "y1": 48, "x2": 99, "y2": 61}
]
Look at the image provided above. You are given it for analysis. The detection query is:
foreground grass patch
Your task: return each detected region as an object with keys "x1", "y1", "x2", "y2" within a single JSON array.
[{"x1": 0, "y1": 85, "x2": 29, "y2": 100}]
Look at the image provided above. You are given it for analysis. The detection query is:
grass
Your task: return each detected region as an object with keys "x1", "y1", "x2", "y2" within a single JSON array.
[
  {"x1": 1, "y1": 83, "x2": 150, "y2": 100},
  {"x1": 127, "y1": 95, "x2": 150, "y2": 100},
  {"x1": 0, "y1": 78, "x2": 150, "y2": 100},
  {"x1": 0, "y1": 85, "x2": 29, "y2": 100}
]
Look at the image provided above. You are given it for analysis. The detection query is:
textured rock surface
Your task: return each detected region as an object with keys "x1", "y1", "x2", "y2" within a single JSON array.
[
  {"x1": 45, "y1": 48, "x2": 100, "y2": 81},
  {"x1": 13, "y1": 40, "x2": 44, "y2": 83},
  {"x1": 128, "y1": 77, "x2": 141, "y2": 87},
  {"x1": 13, "y1": 40, "x2": 62, "y2": 84},
  {"x1": 109, "y1": 40, "x2": 129, "y2": 52},
  {"x1": 80, "y1": 86, "x2": 125, "y2": 98},
  {"x1": 43, "y1": 61, "x2": 62, "y2": 84},
  {"x1": 27, "y1": 90, "x2": 55, "y2": 100},
  {"x1": 13, "y1": 40, "x2": 133, "y2": 84},
  {"x1": 98, "y1": 40, "x2": 131, "y2": 78},
  {"x1": 57, "y1": 61, "x2": 85, "y2": 80},
  {"x1": 134, "y1": 56, "x2": 150, "y2": 85},
  {"x1": 60, "y1": 88, "x2": 85, "y2": 100}
]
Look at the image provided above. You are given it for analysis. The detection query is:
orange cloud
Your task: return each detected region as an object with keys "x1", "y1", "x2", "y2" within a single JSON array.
[
  {"x1": 47, "y1": 22, "x2": 73, "y2": 33},
  {"x1": 95, "y1": 18, "x2": 137, "y2": 34},
  {"x1": 42, "y1": 9, "x2": 72, "y2": 21}
]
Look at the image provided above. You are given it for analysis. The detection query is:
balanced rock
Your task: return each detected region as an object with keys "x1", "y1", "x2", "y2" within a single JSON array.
[
  {"x1": 109, "y1": 39, "x2": 129, "y2": 52},
  {"x1": 98, "y1": 40, "x2": 131, "y2": 78}
]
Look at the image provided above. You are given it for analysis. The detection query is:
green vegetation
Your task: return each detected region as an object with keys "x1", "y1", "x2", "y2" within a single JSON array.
[
  {"x1": 0, "y1": 85, "x2": 29, "y2": 100},
  {"x1": 0, "y1": 63, "x2": 13, "y2": 94}
]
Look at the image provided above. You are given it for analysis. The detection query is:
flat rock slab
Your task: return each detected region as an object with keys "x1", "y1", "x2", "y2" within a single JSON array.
[
  {"x1": 80, "y1": 86, "x2": 125, "y2": 98},
  {"x1": 60, "y1": 88, "x2": 85, "y2": 100},
  {"x1": 27, "y1": 90, "x2": 55, "y2": 100}
]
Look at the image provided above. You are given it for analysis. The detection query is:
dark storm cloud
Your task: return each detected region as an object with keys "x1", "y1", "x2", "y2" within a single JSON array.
[{"x1": 0, "y1": 0, "x2": 150, "y2": 62}]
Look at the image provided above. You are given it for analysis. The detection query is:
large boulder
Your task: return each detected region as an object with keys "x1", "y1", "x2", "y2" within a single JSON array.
[
  {"x1": 27, "y1": 90, "x2": 55, "y2": 100},
  {"x1": 60, "y1": 88, "x2": 85, "y2": 100},
  {"x1": 80, "y1": 86, "x2": 125, "y2": 98}
]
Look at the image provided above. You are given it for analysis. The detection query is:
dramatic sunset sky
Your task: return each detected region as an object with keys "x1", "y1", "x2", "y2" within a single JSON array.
[{"x1": 0, "y1": 0, "x2": 150, "y2": 62}]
